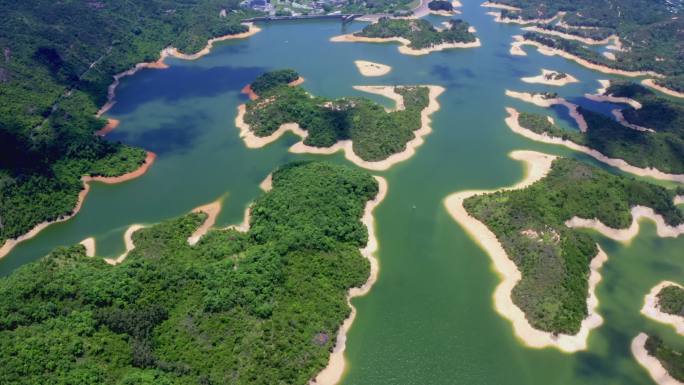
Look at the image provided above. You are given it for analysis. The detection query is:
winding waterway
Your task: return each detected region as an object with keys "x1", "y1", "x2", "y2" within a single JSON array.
[{"x1": 3, "y1": 1, "x2": 684, "y2": 384}]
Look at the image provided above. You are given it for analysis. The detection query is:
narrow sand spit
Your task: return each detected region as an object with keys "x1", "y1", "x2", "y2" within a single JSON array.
[
  {"x1": 521, "y1": 69, "x2": 578, "y2": 86},
  {"x1": 187, "y1": 199, "x2": 223, "y2": 246},
  {"x1": 352, "y1": 85, "x2": 405, "y2": 111},
  {"x1": 95, "y1": 118, "x2": 120, "y2": 136},
  {"x1": 487, "y1": 11, "x2": 563, "y2": 25},
  {"x1": 354, "y1": 60, "x2": 392, "y2": 77},
  {"x1": 0, "y1": 152, "x2": 156, "y2": 260},
  {"x1": 104, "y1": 224, "x2": 146, "y2": 266},
  {"x1": 584, "y1": 80, "x2": 643, "y2": 109},
  {"x1": 310, "y1": 176, "x2": 388, "y2": 385},
  {"x1": 565, "y1": 206, "x2": 684, "y2": 242},
  {"x1": 330, "y1": 34, "x2": 480, "y2": 56},
  {"x1": 642, "y1": 79, "x2": 684, "y2": 99},
  {"x1": 514, "y1": 39, "x2": 663, "y2": 78},
  {"x1": 504, "y1": 107, "x2": 684, "y2": 183},
  {"x1": 79, "y1": 237, "x2": 96, "y2": 257},
  {"x1": 632, "y1": 333, "x2": 683, "y2": 385},
  {"x1": 505, "y1": 90, "x2": 587, "y2": 132},
  {"x1": 676, "y1": 196, "x2": 684, "y2": 206},
  {"x1": 98, "y1": 23, "x2": 260, "y2": 116},
  {"x1": 235, "y1": 85, "x2": 445, "y2": 171},
  {"x1": 522, "y1": 26, "x2": 619, "y2": 46},
  {"x1": 603, "y1": 52, "x2": 616, "y2": 61},
  {"x1": 641, "y1": 281, "x2": 684, "y2": 335},
  {"x1": 480, "y1": 1, "x2": 521, "y2": 11},
  {"x1": 444, "y1": 151, "x2": 606, "y2": 352},
  {"x1": 259, "y1": 173, "x2": 273, "y2": 192},
  {"x1": 611, "y1": 109, "x2": 654, "y2": 132},
  {"x1": 510, "y1": 35, "x2": 527, "y2": 56}
]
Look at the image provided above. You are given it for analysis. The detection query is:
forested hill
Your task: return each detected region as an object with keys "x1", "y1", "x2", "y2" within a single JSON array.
[
  {"x1": 0, "y1": 1, "x2": 257, "y2": 247},
  {"x1": 497, "y1": 0, "x2": 684, "y2": 91}
]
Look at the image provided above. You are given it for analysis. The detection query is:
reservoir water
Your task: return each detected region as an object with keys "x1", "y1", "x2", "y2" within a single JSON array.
[{"x1": 3, "y1": 1, "x2": 683, "y2": 384}]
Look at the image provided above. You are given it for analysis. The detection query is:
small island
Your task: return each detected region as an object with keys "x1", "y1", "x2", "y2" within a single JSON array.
[
  {"x1": 642, "y1": 281, "x2": 684, "y2": 335},
  {"x1": 354, "y1": 60, "x2": 392, "y2": 77},
  {"x1": 521, "y1": 69, "x2": 578, "y2": 86},
  {"x1": 632, "y1": 333, "x2": 684, "y2": 385},
  {"x1": 331, "y1": 18, "x2": 480, "y2": 55},
  {"x1": 446, "y1": 151, "x2": 684, "y2": 351},
  {"x1": 0, "y1": 161, "x2": 385, "y2": 385},
  {"x1": 235, "y1": 70, "x2": 444, "y2": 171},
  {"x1": 427, "y1": 0, "x2": 460, "y2": 16},
  {"x1": 506, "y1": 90, "x2": 587, "y2": 131}
]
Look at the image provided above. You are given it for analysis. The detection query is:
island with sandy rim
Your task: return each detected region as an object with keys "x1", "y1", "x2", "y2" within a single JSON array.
[
  {"x1": 445, "y1": 151, "x2": 684, "y2": 352},
  {"x1": 331, "y1": 18, "x2": 479, "y2": 56},
  {"x1": 632, "y1": 333, "x2": 684, "y2": 385},
  {"x1": 642, "y1": 281, "x2": 684, "y2": 336},
  {"x1": 521, "y1": 69, "x2": 578, "y2": 87},
  {"x1": 235, "y1": 70, "x2": 444, "y2": 171},
  {"x1": 504, "y1": 107, "x2": 684, "y2": 183},
  {"x1": 354, "y1": 60, "x2": 392, "y2": 77},
  {"x1": 505, "y1": 90, "x2": 587, "y2": 132}
]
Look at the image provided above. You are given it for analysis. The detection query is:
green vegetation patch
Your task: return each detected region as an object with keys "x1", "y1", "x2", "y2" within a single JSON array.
[
  {"x1": 428, "y1": 0, "x2": 453, "y2": 11},
  {"x1": 606, "y1": 81, "x2": 684, "y2": 134},
  {"x1": 464, "y1": 158, "x2": 684, "y2": 334},
  {"x1": 646, "y1": 335, "x2": 684, "y2": 382},
  {"x1": 250, "y1": 69, "x2": 300, "y2": 96},
  {"x1": 657, "y1": 285, "x2": 684, "y2": 317},
  {"x1": 243, "y1": 76, "x2": 431, "y2": 162},
  {"x1": 356, "y1": 18, "x2": 476, "y2": 49},
  {"x1": 0, "y1": 161, "x2": 378, "y2": 385},
  {"x1": 516, "y1": 107, "x2": 684, "y2": 174}
]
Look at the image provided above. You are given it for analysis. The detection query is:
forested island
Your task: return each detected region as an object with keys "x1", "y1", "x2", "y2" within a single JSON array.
[
  {"x1": 0, "y1": 161, "x2": 381, "y2": 384},
  {"x1": 634, "y1": 334, "x2": 684, "y2": 384},
  {"x1": 238, "y1": 70, "x2": 441, "y2": 164},
  {"x1": 656, "y1": 285, "x2": 684, "y2": 317},
  {"x1": 489, "y1": 0, "x2": 684, "y2": 92},
  {"x1": 463, "y1": 157, "x2": 684, "y2": 335},
  {"x1": 0, "y1": 1, "x2": 259, "y2": 255},
  {"x1": 511, "y1": 91, "x2": 684, "y2": 176},
  {"x1": 333, "y1": 17, "x2": 479, "y2": 54}
]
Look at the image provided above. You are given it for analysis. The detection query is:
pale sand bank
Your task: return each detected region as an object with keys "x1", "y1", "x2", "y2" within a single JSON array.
[
  {"x1": 352, "y1": 85, "x2": 405, "y2": 111},
  {"x1": 241, "y1": 76, "x2": 305, "y2": 101},
  {"x1": 259, "y1": 173, "x2": 273, "y2": 192},
  {"x1": 480, "y1": 1, "x2": 520, "y2": 10},
  {"x1": 584, "y1": 80, "x2": 643, "y2": 109},
  {"x1": 444, "y1": 150, "x2": 606, "y2": 352},
  {"x1": 0, "y1": 152, "x2": 155, "y2": 260},
  {"x1": 603, "y1": 51, "x2": 616, "y2": 61},
  {"x1": 187, "y1": 199, "x2": 223, "y2": 246},
  {"x1": 310, "y1": 176, "x2": 387, "y2": 385},
  {"x1": 505, "y1": 90, "x2": 587, "y2": 132},
  {"x1": 504, "y1": 107, "x2": 684, "y2": 183},
  {"x1": 521, "y1": 69, "x2": 578, "y2": 86},
  {"x1": 510, "y1": 35, "x2": 527, "y2": 56},
  {"x1": 611, "y1": 109, "x2": 654, "y2": 132},
  {"x1": 331, "y1": 34, "x2": 480, "y2": 56},
  {"x1": 522, "y1": 26, "x2": 619, "y2": 46},
  {"x1": 676, "y1": 195, "x2": 684, "y2": 206},
  {"x1": 354, "y1": 60, "x2": 392, "y2": 77},
  {"x1": 642, "y1": 79, "x2": 684, "y2": 99},
  {"x1": 235, "y1": 85, "x2": 445, "y2": 171},
  {"x1": 514, "y1": 39, "x2": 663, "y2": 78},
  {"x1": 104, "y1": 224, "x2": 146, "y2": 265},
  {"x1": 79, "y1": 237, "x2": 96, "y2": 257},
  {"x1": 487, "y1": 11, "x2": 563, "y2": 25},
  {"x1": 641, "y1": 281, "x2": 684, "y2": 336},
  {"x1": 98, "y1": 23, "x2": 260, "y2": 116},
  {"x1": 632, "y1": 333, "x2": 683, "y2": 385},
  {"x1": 95, "y1": 118, "x2": 120, "y2": 136}
]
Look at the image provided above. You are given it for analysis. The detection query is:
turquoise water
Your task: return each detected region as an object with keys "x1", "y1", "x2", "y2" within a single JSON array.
[{"x1": 2, "y1": 1, "x2": 683, "y2": 384}]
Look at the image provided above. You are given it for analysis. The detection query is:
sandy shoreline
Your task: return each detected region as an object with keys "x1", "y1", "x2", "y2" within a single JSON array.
[
  {"x1": 642, "y1": 79, "x2": 684, "y2": 99},
  {"x1": 104, "y1": 224, "x2": 146, "y2": 265},
  {"x1": 235, "y1": 85, "x2": 445, "y2": 171},
  {"x1": 522, "y1": 26, "x2": 619, "y2": 46},
  {"x1": 259, "y1": 173, "x2": 273, "y2": 192},
  {"x1": 352, "y1": 85, "x2": 405, "y2": 111},
  {"x1": 310, "y1": 176, "x2": 388, "y2": 385},
  {"x1": 444, "y1": 150, "x2": 606, "y2": 352},
  {"x1": 521, "y1": 69, "x2": 578, "y2": 86},
  {"x1": 187, "y1": 199, "x2": 223, "y2": 246},
  {"x1": 505, "y1": 90, "x2": 587, "y2": 132},
  {"x1": 641, "y1": 281, "x2": 684, "y2": 336},
  {"x1": 98, "y1": 23, "x2": 260, "y2": 116},
  {"x1": 331, "y1": 34, "x2": 480, "y2": 56},
  {"x1": 632, "y1": 333, "x2": 683, "y2": 385},
  {"x1": 95, "y1": 118, "x2": 121, "y2": 136},
  {"x1": 504, "y1": 107, "x2": 684, "y2": 183},
  {"x1": 611, "y1": 109, "x2": 654, "y2": 132},
  {"x1": 480, "y1": 1, "x2": 520, "y2": 11},
  {"x1": 354, "y1": 60, "x2": 392, "y2": 77},
  {"x1": 0, "y1": 151, "x2": 156, "y2": 260},
  {"x1": 79, "y1": 237, "x2": 96, "y2": 257},
  {"x1": 585, "y1": 80, "x2": 643, "y2": 109},
  {"x1": 487, "y1": 10, "x2": 563, "y2": 25},
  {"x1": 513, "y1": 38, "x2": 663, "y2": 78},
  {"x1": 240, "y1": 76, "x2": 305, "y2": 101}
]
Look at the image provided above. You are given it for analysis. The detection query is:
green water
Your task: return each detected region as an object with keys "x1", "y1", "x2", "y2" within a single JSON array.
[{"x1": 3, "y1": 1, "x2": 684, "y2": 384}]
